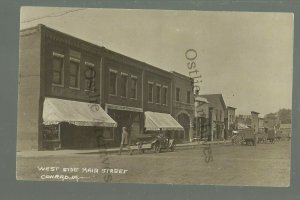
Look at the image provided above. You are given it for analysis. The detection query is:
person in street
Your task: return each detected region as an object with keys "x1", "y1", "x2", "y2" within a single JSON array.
[{"x1": 119, "y1": 127, "x2": 132, "y2": 155}]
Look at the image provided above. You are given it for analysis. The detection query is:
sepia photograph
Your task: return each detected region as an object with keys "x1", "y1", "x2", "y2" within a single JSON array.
[{"x1": 16, "y1": 7, "x2": 293, "y2": 187}]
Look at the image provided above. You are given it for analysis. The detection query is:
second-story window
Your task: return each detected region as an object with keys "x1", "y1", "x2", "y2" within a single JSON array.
[
  {"x1": 156, "y1": 84, "x2": 161, "y2": 104},
  {"x1": 120, "y1": 73, "x2": 128, "y2": 98},
  {"x1": 52, "y1": 52, "x2": 64, "y2": 86},
  {"x1": 109, "y1": 70, "x2": 117, "y2": 95},
  {"x1": 187, "y1": 91, "x2": 191, "y2": 104},
  {"x1": 84, "y1": 61, "x2": 95, "y2": 92},
  {"x1": 148, "y1": 82, "x2": 153, "y2": 103},
  {"x1": 69, "y1": 58, "x2": 80, "y2": 89},
  {"x1": 176, "y1": 88, "x2": 180, "y2": 102},
  {"x1": 130, "y1": 76, "x2": 137, "y2": 99},
  {"x1": 162, "y1": 86, "x2": 168, "y2": 105}
]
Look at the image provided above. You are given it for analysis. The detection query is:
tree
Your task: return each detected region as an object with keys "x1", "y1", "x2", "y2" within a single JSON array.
[
  {"x1": 264, "y1": 112, "x2": 277, "y2": 119},
  {"x1": 277, "y1": 108, "x2": 291, "y2": 124}
]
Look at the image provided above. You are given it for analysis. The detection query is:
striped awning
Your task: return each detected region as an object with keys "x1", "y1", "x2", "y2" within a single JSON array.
[
  {"x1": 42, "y1": 97, "x2": 117, "y2": 127},
  {"x1": 144, "y1": 111, "x2": 184, "y2": 131}
]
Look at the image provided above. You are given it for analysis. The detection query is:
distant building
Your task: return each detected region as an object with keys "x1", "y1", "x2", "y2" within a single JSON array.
[
  {"x1": 225, "y1": 106, "x2": 236, "y2": 139},
  {"x1": 259, "y1": 117, "x2": 264, "y2": 128},
  {"x1": 236, "y1": 114, "x2": 251, "y2": 127},
  {"x1": 199, "y1": 94, "x2": 227, "y2": 141},
  {"x1": 194, "y1": 96, "x2": 209, "y2": 139},
  {"x1": 251, "y1": 111, "x2": 260, "y2": 133}
]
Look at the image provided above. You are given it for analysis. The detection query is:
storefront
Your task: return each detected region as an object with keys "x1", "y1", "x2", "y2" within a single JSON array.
[
  {"x1": 105, "y1": 104, "x2": 143, "y2": 145},
  {"x1": 144, "y1": 111, "x2": 184, "y2": 138},
  {"x1": 42, "y1": 97, "x2": 117, "y2": 150}
]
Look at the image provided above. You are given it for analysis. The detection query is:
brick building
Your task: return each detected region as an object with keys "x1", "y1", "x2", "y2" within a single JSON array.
[
  {"x1": 17, "y1": 24, "x2": 189, "y2": 151},
  {"x1": 171, "y1": 71, "x2": 195, "y2": 142}
]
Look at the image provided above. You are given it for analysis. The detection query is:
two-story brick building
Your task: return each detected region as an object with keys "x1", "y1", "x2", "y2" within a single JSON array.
[
  {"x1": 170, "y1": 71, "x2": 195, "y2": 142},
  {"x1": 17, "y1": 24, "x2": 186, "y2": 151},
  {"x1": 17, "y1": 25, "x2": 118, "y2": 151}
]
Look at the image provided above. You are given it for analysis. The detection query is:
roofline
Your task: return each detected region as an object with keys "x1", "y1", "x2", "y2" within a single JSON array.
[
  {"x1": 199, "y1": 93, "x2": 227, "y2": 110},
  {"x1": 251, "y1": 111, "x2": 260, "y2": 114},
  {"x1": 170, "y1": 71, "x2": 192, "y2": 81},
  {"x1": 21, "y1": 24, "x2": 172, "y2": 76}
]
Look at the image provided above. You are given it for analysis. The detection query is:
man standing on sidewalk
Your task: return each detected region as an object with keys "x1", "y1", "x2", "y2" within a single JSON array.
[{"x1": 119, "y1": 127, "x2": 132, "y2": 155}]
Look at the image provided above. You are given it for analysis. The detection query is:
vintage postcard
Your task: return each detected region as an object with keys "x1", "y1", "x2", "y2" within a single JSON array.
[{"x1": 16, "y1": 7, "x2": 293, "y2": 186}]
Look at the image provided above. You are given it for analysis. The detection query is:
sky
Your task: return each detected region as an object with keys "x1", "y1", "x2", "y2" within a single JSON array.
[{"x1": 20, "y1": 7, "x2": 294, "y2": 116}]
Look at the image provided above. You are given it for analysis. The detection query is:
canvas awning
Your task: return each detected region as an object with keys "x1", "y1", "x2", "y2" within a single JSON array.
[
  {"x1": 144, "y1": 111, "x2": 184, "y2": 131},
  {"x1": 42, "y1": 97, "x2": 117, "y2": 127}
]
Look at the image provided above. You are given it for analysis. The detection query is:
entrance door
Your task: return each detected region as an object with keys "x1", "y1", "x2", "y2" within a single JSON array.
[{"x1": 177, "y1": 113, "x2": 190, "y2": 141}]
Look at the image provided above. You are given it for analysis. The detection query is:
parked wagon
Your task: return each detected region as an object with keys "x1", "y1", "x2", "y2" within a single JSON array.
[
  {"x1": 257, "y1": 128, "x2": 267, "y2": 144},
  {"x1": 233, "y1": 128, "x2": 257, "y2": 146},
  {"x1": 266, "y1": 129, "x2": 276, "y2": 144}
]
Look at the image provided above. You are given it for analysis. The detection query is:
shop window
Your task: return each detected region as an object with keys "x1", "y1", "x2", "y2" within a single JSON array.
[
  {"x1": 120, "y1": 73, "x2": 128, "y2": 98},
  {"x1": 52, "y1": 52, "x2": 64, "y2": 86},
  {"x1": 162, "y1": 86, "x2": 168, "y2": 105},
  {"x1": 156, "y1": 84, "x2": 161, "y2": 104},
  {"x1": 130, "y1": 76, "x2": 137, "y2": 99},
  {"x1": 176, "y1": 88, "x2": 180, "y2": 102},
  {"x1": 109, "y1": 70, "x2": 117, "y2": 95},
  {"x1": 148, "y1": 82, "x2": 153, "y2": 102},
  {"x1": 69, "y1": 58, "x2": 80, "y2": 89}
]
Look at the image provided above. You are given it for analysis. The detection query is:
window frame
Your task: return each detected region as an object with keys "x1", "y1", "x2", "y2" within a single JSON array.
[
  {"x1": 162, "y1": 85, "x2": 168, "y2": 106},
  {"x1": 52, "y1": 52, "x2": 65, "y2": 87},
  {"x1": 84, "y1": 61, "x2": 96, "y2": 92},
  {"x1": 148, "y1": 82, "x2": 154, "y2": 103},
  {"x1": 130, "y1": 75, "x2": 138, "y2": 100},
  {"x1": 120, "y1": 72, "x2": 128, "y2": 98},
  {"x1": 176, "y1": 87, "x2": 180, "y2": 102},
  {"x1": 109, "y1": 69, "x2": 118, "y2": 96},
  {"x1": 156, "y1": 84, "x2": 161, "y2": 104},
  {"x1": 187, "y1": 90, "x2": 191, "y2": 104},
  {"x1": 69, "y1": 57, "x2": 81, "y2": 90}
]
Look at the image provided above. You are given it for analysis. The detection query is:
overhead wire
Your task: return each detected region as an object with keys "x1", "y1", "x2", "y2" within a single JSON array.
[{"x1": 21, "y1": 8, "x2": 86, "y2": 23}]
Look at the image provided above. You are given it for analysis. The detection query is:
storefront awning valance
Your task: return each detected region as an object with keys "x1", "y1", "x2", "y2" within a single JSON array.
[
  {"x1": 144, "y1": 111, "x2": 184, "y2": 131},
  {"x1": 42, "y1": 98, "x2": 117, "y2": 127}
]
